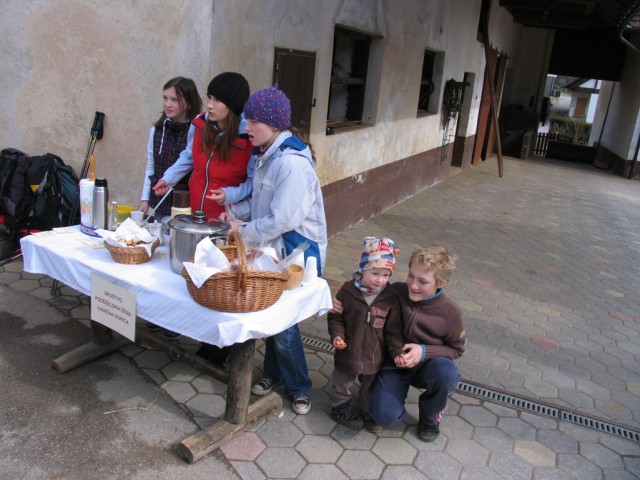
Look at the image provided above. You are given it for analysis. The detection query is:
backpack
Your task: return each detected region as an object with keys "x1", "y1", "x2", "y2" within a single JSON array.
[
  {"x1": 0, "y1": 148, "x2": 27, "y2": 215},
  {"x1": 49, "y1": 153, "x2": 80, "y2": 226},
  {"x1": 0, "y1": 151, "x2": 80, "y2": 232}
]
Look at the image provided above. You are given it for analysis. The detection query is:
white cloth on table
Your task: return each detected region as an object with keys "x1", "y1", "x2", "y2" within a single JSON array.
[{"x1": 20, "y1": 227, "x2": 333, "y2": 347}]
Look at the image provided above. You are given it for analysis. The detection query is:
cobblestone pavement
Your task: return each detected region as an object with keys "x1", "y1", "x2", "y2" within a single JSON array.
[{"x1": 1, "y1": 156, "x2": 639, "y2": 479}]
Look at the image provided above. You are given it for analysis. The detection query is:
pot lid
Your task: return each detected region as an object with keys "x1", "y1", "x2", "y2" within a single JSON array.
[{"x1": 169, "y1": 210, "x2": 229, "y2": 234}]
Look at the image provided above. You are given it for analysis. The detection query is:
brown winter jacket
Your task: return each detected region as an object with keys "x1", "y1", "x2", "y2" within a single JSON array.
[
  {"x1": 328, "y1": 280, "x2": 403, "y2": 375},
  {"x1": 390, "y1": 282, "x2": 466, "y2": 361}
]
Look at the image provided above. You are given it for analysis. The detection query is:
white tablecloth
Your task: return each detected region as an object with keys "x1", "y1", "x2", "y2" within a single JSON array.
[{"x1": 21, "y1": 227, "x2": 333, "y2": 347}]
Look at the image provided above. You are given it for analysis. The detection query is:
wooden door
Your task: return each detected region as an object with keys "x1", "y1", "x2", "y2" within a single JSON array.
[
  {"x1": 273, "y1": 48, "x2": 316, "y2": 138},
  {"x1": 575, "y1": 97, "x2": 587, "y2": 118}
]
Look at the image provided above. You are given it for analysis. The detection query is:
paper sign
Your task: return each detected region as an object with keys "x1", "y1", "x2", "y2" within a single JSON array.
[{"x1": 90, "y1": 275, "x2": 137, "y2": 341}]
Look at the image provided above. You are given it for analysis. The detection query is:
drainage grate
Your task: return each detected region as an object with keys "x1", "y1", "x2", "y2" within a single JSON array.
[
  {"x1": 301, "y1": 334, "x2": 335, "y2": 353},
  {"x1": 301, "y1": 334, "x2": 640, "y2": 443},
  {"x1": 458, "y1": 380, "x2": 640, "y2": 443}
]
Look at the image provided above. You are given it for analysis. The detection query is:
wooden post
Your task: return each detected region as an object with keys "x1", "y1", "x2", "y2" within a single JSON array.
[
  {"x1": 90, "y1": 320, "x2": 114, "y2": 345},
  {"x1": 482, "y1": 17, "x2": 504, "y2": 177},
  {"x1": 52, "y1": 336, "x2": 130, "y2": 373},
  {"x1": 177, "y1": 392, "x2": 282, "y2": 464},
  {"x1": 224, "y1": 339, "x2": 256, "y2": 423}
]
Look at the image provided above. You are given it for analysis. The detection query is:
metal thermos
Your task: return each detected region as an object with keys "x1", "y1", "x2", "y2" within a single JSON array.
[{"x1": 92, "y1": 178, "x2": 109, "y2": 229}]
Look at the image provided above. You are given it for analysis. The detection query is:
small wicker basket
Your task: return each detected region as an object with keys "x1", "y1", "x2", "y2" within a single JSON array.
[
  {"x1": 181, "y1": 232, "x2": 289, "y2": 312},
  {"x1": 104, "y1": 237, "x2": 160, "y2": 265}
]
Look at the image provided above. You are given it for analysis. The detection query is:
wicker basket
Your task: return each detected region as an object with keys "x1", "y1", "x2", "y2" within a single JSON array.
[
  {"x1": 104, "y1": 237, "x2": 160, "y2": 265},
  {"x1": 181, "y1": 232, "x2": 289, "y2": 312}
]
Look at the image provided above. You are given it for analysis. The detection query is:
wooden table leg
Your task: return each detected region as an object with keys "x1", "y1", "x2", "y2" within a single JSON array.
[
  {"x1": 177, "y1": 338, "x2": 285, "y2": 464},
  {"x1": 52, "y1": 321, "x2": 128, "y2": 373},
  {"x1": 225, "y1": 339, "x2": 255, "y2": 423}
]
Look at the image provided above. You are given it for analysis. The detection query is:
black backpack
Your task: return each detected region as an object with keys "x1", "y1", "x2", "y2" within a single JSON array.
[{"x1": 0, "y1": 150, "x2": 79, "y2": 232}]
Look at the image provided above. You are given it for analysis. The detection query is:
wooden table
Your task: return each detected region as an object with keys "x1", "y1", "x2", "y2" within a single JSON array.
[{"x1": 20, "y1": 228, "x2": 332, "y2": 463}]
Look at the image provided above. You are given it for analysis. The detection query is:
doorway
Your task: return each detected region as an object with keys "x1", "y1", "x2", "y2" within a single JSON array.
[{"x1": 273, "y1": 48, "x2": 316, "y2": 138}]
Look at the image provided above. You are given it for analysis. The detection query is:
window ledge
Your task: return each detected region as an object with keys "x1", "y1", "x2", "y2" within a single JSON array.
[{"x1": 326, "y1": 121, "x2": 371, "y2": 135}]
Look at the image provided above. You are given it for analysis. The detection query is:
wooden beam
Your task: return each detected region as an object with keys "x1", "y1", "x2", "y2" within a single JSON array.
[{"x1": 177, "y1": 392, "x2": 283, "y2": 464}]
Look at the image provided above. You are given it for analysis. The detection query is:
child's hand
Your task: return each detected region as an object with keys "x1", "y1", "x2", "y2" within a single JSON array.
[
  {"x1": 152, "y1": 179, "x2": 170, "y2": 196},
  {"x1": 138, "y1": 201, "x2": 149, "y2": 213},
  {"x1": 227, "y1": 219, "x2": 243, "y2": 232},
  {"x1": 330, "y1": 298, "x2": 343, "y2": 314},
  {"x1": 395, "y1": 344, "x2": 422, "y2": 368},
  {"x1": 333, "y1": 337, "x2": 347, "y2": 349},
  {"x1": 206, "y1": 189, "x2": 226, "y2": 204}
]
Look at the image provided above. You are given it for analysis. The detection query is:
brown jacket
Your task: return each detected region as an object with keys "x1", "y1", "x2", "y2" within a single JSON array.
[
  {"x1": 391, "y1": 282, "x2": 466, "y2": 361},
  {"x1": 328, "y1": 280, "x2": 403, "y2": 375}
]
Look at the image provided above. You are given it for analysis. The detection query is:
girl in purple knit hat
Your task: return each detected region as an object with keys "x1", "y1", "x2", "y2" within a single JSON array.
[{"x1": 223, "y1": 86, "x2": 328, "y2": 415}]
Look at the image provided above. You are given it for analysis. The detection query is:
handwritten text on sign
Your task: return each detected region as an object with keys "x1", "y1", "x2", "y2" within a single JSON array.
[{"x1": 90, "y1": 275, "x2": 136, "y2": 341}]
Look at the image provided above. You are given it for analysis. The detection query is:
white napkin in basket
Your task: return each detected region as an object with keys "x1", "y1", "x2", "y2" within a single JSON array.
[
  {"x1": 100, "y1": 218, "x2": 156, "y2": 258},
  {"x1": 183, "y1": 237, "x2": 230, "y2": 288}
]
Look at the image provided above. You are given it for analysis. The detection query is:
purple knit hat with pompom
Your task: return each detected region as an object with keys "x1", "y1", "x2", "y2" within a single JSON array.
[{"x1": 243, "y1": 87, "x2": 291, "y2": 130}]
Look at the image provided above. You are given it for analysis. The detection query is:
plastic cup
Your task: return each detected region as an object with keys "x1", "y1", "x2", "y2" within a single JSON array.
[{"x1": 130, "y1": 210, "x2": 144, "y2": 222}]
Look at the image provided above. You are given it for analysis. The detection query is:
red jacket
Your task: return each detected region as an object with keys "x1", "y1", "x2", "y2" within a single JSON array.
[{"x1": 188, "y1": 114, "x2": 251, "y2": 218}]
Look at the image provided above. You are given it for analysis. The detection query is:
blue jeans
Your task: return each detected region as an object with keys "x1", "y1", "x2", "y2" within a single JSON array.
[
  {"x1": 369, "y1": 357, "x2": 460, "y2": 426},
  {"x1": 263, "y1": 324, "x2": 312, "y2": 397}
]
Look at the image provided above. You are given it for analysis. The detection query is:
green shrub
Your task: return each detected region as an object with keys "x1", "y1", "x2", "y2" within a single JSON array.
[{"x1": 549, "y1": 116, "x2": 592, "y2": 145}]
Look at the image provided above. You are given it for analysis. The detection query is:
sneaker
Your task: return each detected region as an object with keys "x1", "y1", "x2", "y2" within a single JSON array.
[
  {"x1": 362, "y1": 413, "x2": 383, "y2": 433},
  {"x1": 251, "y1": 377, "x2": 281, "y2": 396},
  {"x1": 162, "y1": 329, "x2": 181, "y2": 340},
  {"x1": 330, "y1": 402, "x2": 363, "y2": 429},
  {"x1": 146, "y1": 322, "x2": 162, "y2": 332},
  {"x1": 417, "y1": 422, "x2": 440, "y2": 442},
  {"x1": 291, "y1": 394, "x2": 311, "y2": 415}
]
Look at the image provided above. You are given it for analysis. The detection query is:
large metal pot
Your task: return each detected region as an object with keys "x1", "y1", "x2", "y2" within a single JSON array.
[{"x1": 168, "y1": 211, "x2": 229, "y2": 274}]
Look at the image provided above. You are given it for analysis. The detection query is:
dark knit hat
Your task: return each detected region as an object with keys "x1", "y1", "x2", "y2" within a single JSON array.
[
  {"x1": 207, "y1": 72, "x2": 250, "y2": 115},
  {"x1": 243, "y1": 87, "x2": 291, "y2": 130}
]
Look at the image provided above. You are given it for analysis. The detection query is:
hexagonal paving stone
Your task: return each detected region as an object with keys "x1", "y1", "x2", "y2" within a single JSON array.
[
  {"x1": 191, "y1": 374, "x2": 227, "y2": 395},
  {"x1": 256, "y1": 418, "x2": 303, "y2": 447},
  {"x1": 414, "y1": 451, "x2": 462, "y2": 478},
  {"x1": 229, "y1": 460, "x2": 266, "y2": 480},
  {"x1": 514, "y1": 440, "x2": 556, "y2": 467},
  {"x1": 488, "y1": 452, "x2": 534, "y2": 480},
  {"x1": 160, "y1": 380, "x2": 196, "y2": 404},
  {"x1": 298, "y1": 464, "x2": 348, "y2": 480},
  {"x1": 161, "y1": 361, "x2": 201, "y2": 382},
  {"x1": 580, "y1": 442, "x2": 624, "y2": 470},
  {"x1": 497, "y1": 417, "x2": 537, "y2": 440},
  {"x1": 372, "y1": 437, "x2": 417, "y2": 464},
  {"x1": 458, "y1": 405, "x2": 498, "y2": 427},
  {"x1": 256, "y1": 447, "x2": 306, "y2": 479},
  {"x1": 185, "y1": 393, "x2": 226, "y2": 418},
  {"x1": 219, "y1": 432, "x2": 266, "y2": 461},
  {"x1": 295, "y1": 434, "x2": 343, "y2": 463},
  {"x1": 133, "y1": 349, "x2": 172, "y2": 369},
  {"x1": 557, "y1": 453, "x2": 604, "y2": 480},
  {"x1": 293, "y1": 409, "x2": 335, "y2": 435},
  {"x1": 337, "y1": 450, "x2": 385, "y2": 479},
  {"x1": 380, "y1": 465, "x2": 427, "y2": 480},
  {"x1": 446, "y1": 438, "x2": 490, "y2": 467},
  {"x1": 331, "y1": 425, "x2": 377, "y2": 450},
  {"x1": 472, "y1": 426, "x2": 514, "y2": 453}
]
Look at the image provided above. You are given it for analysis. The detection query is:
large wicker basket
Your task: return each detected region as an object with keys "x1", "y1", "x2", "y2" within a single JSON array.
[
  {"x1": 104, "y1": 237, "x2": 160, "y2": 265},
  {"x1": 181, "y1": 232, "x2": 289, "y2": 312}
]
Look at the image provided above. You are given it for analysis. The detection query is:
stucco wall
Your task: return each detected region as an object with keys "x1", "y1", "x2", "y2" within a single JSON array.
[
  {"x1": 0, "y1": 0, "x2": 212, "y2": 206},
  {"x1": 592, "y1": 49, "x2": 640, "y2": 161},
  {"x1": 1, "y1": 0, "x2": 521, "y2": 210}
]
